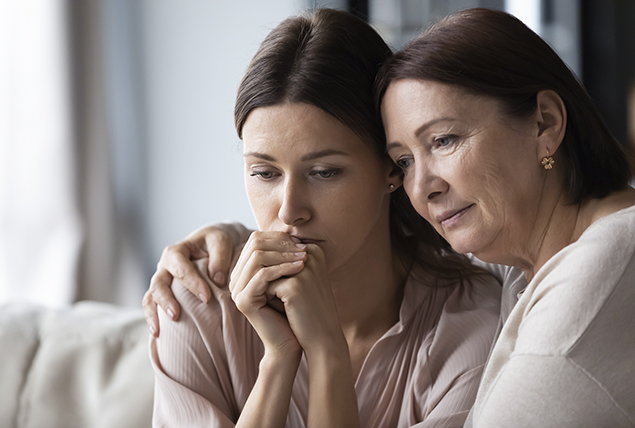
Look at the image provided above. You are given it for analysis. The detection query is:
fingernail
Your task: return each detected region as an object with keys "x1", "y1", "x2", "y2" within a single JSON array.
[
  {"x1": 167, "y1": 308, "x2": 176, "y2": 320},
  {"x1": 149, "y1": 324, "x2": 157, "y2": 336},
  {"x1": 213, "y1": 272, "x2": 226, "y2": 286},
  {"x1": 198, "y1": 293, "x2": 208, "y2": 303},
  {"x1": 292, "y1": 260, "x2": 303, "y2": 265},
  {"x1": 295, "y1": 243, "x2": 306, "y2": 249},
  {"x1": 294, "y1": 252, "x2": 305, "y2": 257},
  {"x1": 291, "y1": 236, "x2": 302, "y2": 243}
]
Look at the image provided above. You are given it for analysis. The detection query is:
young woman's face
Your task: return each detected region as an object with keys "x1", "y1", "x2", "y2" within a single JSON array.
[
  {"x1": 381, "y1": 79, "x2": 544, "y2": 260},
  {"x1": 242, "y1": 103, "x2": 396, "y2": 272}
]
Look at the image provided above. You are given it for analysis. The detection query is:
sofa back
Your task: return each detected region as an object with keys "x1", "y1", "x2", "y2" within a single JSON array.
[{"x1": 0, "y1": 301, "x2": 153, "y2": 428}]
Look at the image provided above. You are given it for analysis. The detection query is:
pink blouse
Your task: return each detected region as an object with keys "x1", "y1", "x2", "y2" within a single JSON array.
[{"x1": 151, "y1": 261, "x2": 501, "y2": 428}]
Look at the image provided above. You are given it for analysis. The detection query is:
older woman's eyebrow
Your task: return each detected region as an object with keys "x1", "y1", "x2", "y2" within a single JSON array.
[
  {"x1": 243, "y1": 149, "x2": 349, "y2": 161},
  {"x1": 386, "y1": 142, "x2": 402, "y2": 151},
  {"x1": 386, "y1": 117, "x2": 457, "y2": 151},
  {"x1": 414, "y1": 117, "x2": 456, "y2": 137}
]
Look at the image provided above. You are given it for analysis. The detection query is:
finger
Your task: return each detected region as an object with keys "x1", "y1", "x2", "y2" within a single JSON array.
[
  {"x1": 204, "y1": 229, "x2": 234, "y2": 289},
  {"x1": 304, "y1": 242, "x2": 325, "y2": 259},
  {"x1": 160, "y1": 248, "x2": 211, "y2": 303},
  {"x1": 142, "y1": 291, "x2": 160, "y2": 337},
  {"x1": 148, "y1": 270, "x2": 181, "y2": 320},
  {"x1": 232, "y1": 232, "x2": 307, "y2": 279},
  {"x1": 232, "y1": 261, "x2": 305, "y2": 313},
  {"x1": 230, "y1": 248, "x2": 306, "y2": 295}
]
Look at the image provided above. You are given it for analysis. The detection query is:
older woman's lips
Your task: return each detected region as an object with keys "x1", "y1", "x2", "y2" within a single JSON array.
[{"x1": 438, "y1": 204, "x2": 474, "y2": 228}]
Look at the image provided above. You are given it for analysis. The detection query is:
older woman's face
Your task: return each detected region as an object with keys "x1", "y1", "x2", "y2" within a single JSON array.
[
  {"x1": 242, "y1": 103, "x2": 395, "y2": 272},
  {"x1": 381, "y1": 79, "x2": 545, "y2": 259}
]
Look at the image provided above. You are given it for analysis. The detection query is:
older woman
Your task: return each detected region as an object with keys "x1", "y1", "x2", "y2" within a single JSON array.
[
  {"x1": 150, "y1": 9, "x2": 501, "y2": 428},
  {"x1": 377, "y1": 8, "x2": 635, "y2": 427},
  {"x1": 146, "y1": 8, "x2": 635, "y2": 428}
]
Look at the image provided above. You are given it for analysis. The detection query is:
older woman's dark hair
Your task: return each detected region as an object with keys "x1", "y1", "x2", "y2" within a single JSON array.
[
  {"x1": 235, "y1": 8, "x2": 484, "y2": 282},
  {"x1": 376, "y1": 8, "x2": 631, "y2": 204}
]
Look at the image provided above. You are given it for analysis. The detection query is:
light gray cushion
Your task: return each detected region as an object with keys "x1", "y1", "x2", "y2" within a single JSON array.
[{"x1": 0, "y1": 302, "x2": 153, "y2": 428}]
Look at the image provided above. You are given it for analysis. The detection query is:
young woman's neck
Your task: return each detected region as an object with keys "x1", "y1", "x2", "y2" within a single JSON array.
[{"x1": 328, "y1": 219, "x2": 407, "y2": 346}]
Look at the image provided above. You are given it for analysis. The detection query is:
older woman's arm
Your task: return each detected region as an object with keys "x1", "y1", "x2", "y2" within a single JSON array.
[
  {"x1": 144, "y1": 223, "x2": 253, "y2": 336},
  {"x1": 471, "y1": 212, "x2": 635, "y2": 428}
]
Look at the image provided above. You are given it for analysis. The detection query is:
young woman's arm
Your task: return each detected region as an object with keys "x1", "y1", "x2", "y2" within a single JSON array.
[
  {"x1": 227, "y1": 232, "x2": 314, "y2": 427},
  {"x1": 152, "y1": 278, "x2": 301, "y2": 428},
  {"x1": 263, "y1": 244, "x2": 361, "y2": 428},
  {"x1": 236, "y1": 350, "x2": 302, "y2": 428},
  {"x1": 153, "y1": 232, "x2": 308, "y2": 428}
]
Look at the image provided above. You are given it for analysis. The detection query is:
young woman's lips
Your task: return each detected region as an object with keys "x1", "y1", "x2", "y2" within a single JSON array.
[
  {"x1": 292, "y1": 236, "x2": 322, "y2": 245},
  {"x1": 438, "y1": 204, "x2": 474, "y2": 228}
]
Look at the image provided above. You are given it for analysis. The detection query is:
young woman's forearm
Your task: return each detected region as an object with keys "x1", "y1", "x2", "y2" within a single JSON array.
[
  {"x1": 306, "y1": 347, "x2": 360, "y2": 428},
  {"x1": 236, "y1": 352, "x2": 301, "y2": 428}
]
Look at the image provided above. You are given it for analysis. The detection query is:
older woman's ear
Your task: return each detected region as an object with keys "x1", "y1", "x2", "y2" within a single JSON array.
[{"x1": 535, "y1": 90, "x2": 567, "y2": 158}]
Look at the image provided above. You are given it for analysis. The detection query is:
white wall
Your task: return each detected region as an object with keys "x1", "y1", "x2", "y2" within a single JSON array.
[{"x1": 139, "y1": 1, "x2": 306, "y2": 263}]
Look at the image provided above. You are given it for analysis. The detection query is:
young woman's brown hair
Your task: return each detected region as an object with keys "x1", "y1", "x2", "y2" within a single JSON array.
[{"x1": 235, "y1": 8, "x2": 484, "y2": 283}]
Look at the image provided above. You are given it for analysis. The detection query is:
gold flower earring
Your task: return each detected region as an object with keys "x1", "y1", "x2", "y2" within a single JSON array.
[{"x1": 541, "y1": 148, "x2": 555, "y2": 170}]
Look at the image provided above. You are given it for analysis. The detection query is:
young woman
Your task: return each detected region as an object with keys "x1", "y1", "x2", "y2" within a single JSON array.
[{"x1": 150, "y1": 9, "x2": 501, "y2": 428}]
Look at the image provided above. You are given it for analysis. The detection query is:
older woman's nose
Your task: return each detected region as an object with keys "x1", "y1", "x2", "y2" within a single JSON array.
[
  {"x1": 411, "y1": 160, "x2": 447, "y2": 203},
  {"x1": 278, "y1": 178, "x2": 311, "y2": 226}
]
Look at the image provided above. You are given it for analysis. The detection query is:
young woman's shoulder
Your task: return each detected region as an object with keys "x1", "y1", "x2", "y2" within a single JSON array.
[{"x1": 150, "y1": 259, "x2": 263, "y2": 426}]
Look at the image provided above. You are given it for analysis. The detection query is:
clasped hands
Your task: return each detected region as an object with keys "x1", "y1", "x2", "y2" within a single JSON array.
[{"x1": 143, "y1": 227, "x2": 347, "y2": 361}]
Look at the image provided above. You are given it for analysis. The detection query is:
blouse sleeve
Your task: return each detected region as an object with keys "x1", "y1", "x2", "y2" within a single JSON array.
[
  {"x1": 411, "y1": 276, "x2": 502, "y2": 428},
  {"x1": 150, "y1": 259, "x2": 260, "y2": 428},
  {"x1": 412, "y1": 365, "x2": 485, "y2": 428}
]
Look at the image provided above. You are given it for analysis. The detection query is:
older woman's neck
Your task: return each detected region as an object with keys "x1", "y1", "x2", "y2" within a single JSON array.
[
  {"x1": 514, "y1": 185, "x2": 635, "y2": 282},
  {"x1": 477, "y1": 175, "x2": 580, "y2": 282},
  {"x1": 520, "y1": 191, "x2": 581, "y2": 281}
]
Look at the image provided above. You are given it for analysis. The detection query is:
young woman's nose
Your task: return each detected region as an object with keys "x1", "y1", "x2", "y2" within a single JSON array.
[{"x1": 278, "y1": 178, "x2": 311, "y2": 226}]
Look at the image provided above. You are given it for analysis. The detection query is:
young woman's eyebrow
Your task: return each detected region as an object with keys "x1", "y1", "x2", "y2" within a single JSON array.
[
  {"x1": 243, "y1": 152, "x2": 275, "y2": 161},
  {"x1": 300, "y1": 149, "x2": 349, "y2": 161},
  {"x1": 243, "y1": 149, "x2": 349, "y2": 162}
]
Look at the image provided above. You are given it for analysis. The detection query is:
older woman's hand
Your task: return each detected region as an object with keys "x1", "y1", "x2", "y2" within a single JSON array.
[{"x1": 143, "y1": 225, "x2": 235, "y2": 337}]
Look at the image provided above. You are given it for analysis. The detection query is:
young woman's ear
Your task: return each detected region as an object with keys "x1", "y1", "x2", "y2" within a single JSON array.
[
  {"x1": 535, "y1": 90, "x2": 567, "y2": 161},
  {"x1": 387, "y1": 162, "x2": 404, "y2": 192}
]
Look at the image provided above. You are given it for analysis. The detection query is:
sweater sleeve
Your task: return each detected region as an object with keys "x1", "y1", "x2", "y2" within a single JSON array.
[
  {"x1": 471, "y1": 208, "x2": 635, "y2": 428},
  {"x1": 474, "y1": 354, "x2": 634, "y2": 428}
]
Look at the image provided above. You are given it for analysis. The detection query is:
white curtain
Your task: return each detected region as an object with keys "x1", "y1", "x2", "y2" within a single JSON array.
[
  {"x1": 0, "y1": 0, "x2": 147, "y2": 308},
  {"x1": 0, "y1": 0, "x2": 81, "y2": 307}
]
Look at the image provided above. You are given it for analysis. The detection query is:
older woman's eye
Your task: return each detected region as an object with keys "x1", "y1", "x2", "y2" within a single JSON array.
[
  {"x1": 435, "y1": 136, "x2": 456, "y2": 147},
  {"x1": 396, "y1": 157, "x2": 413, "y2": 171}
]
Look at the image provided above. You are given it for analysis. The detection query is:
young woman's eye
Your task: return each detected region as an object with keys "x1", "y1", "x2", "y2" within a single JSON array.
[
  {"x1": 250, "y1": 171, "x2": 276, "y2": 180},
  {"x1": 313, "y1": 169, "x2": 339, "y2": 179}
]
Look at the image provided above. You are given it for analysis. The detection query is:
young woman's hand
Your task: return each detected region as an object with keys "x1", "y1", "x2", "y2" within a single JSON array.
[
  {"x1": 263, "y1": 243, "x2": 358, "y2": 428},
  {"x1": 266, "y1": 243, "x2": 348, "y2": 360},
  {"x1": 143, "y1": 224, "x2": 236, "y2": 337},
  {"x1": 230, "y1": 231, "x2": 309, "y2": 359}
]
